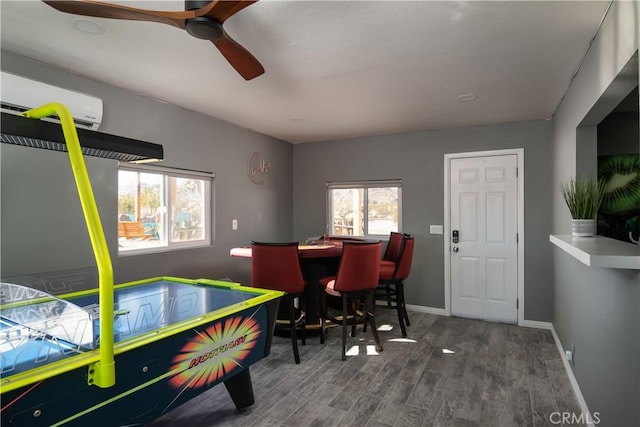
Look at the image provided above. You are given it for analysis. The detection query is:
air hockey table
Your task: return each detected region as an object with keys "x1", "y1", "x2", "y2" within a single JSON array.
[
  {"x1": 1, "y1": 104, "x2": 286, "y2": 425},
  {"x1": 0, "y1": 277, "x2": 283, "y2": 426}
]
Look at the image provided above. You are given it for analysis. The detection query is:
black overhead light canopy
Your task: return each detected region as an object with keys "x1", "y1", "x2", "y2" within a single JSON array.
[{"x1": 0, "y1": 113, "x2": 164, "y2": 162}]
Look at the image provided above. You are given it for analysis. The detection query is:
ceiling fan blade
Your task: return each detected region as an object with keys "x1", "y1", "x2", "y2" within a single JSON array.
[
  {"x1": 212, "y1": 30, "x2": 264, "y2": 80},
  {"x1": 200, "y1": 1, "x2": 259, "y2": 24},
  {"x1": 43, "y1": 0, "x2": 265, "y2": 80},
  {"x1": 42, "y1": 0, "x2": 196, "y2": 29}
]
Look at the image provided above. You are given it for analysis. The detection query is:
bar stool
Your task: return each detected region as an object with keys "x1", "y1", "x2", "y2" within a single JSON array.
[
  {"x1": 318, "y1": 240, "x2": 383, "y2": 360},
  {"x1": 383, "y1": 231, "x2": 404, "y2": 263},
  {"x1": 379, "y1": 231, "x2": 405, "y2": 308},
  {"x1": 251, "y1": 241, "x2": 306, "y2": 364},
  {"x1": 375, "y1": 235, "x2": 415, "y2": 337}
]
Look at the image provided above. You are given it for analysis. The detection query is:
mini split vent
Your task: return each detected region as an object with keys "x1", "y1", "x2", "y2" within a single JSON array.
[
  {"x1": 1, "y1": 71, "x2": 103, "y2": 130},
  {"x1": 1, "y1": 102, "x2": 99, "y2": 130},
  {"x1": 1, "y1": 113, "x2": 164, "y2": 163}
]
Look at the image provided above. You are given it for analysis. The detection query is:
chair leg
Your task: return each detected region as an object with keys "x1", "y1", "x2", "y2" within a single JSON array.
[
  {"x1": 350, "y1": 299, "x2": 358, "y2": 338},
  {"x1": 362, "y1": 295, "x2": 370, "y2": 334},
  {"x1": 320, "y1": 292, "x2": 326, "y2": 344},
  {"x1": 365, "y1": 291, "x2": 383, "y2": 353},
  {"x1": 287, "y1": 298, "x2": 301, "y2": 364},
  {"x1": 362, "y1": 294, "x2": 368, "y2": 333},
  {"x1": 342, "y1": 294, "x2": 348, "y2": 361},
  {"x1": 299, "y1": 295, "x2": 306, "y2": 346},
  {"x1": 385, "y1": 283, "x2": 393, "y2": 307},
  {"x1": 398, "y1": 282, "x2": 410, "y2": 326},
  {"x1": 395, "y1": 288, "x2": 407, "y2": 338},
  {"x1": 387, "y1": 281, "x2": 407, "y2": 337}
]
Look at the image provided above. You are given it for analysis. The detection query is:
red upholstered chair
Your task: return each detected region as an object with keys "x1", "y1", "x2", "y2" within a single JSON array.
[
  {"x1": 251, "y1": 241, "x2": 306, "y2": 364},
  {"x1": 318, "y1": 240, "x2": 383, "y2": 361},
  {"x1": 383, "y1": 231, "x2": 404, "y2": 262},
  {"x1": 375, "y1": 235, "x2": 415, "y2": 337},
  {"x1": 379, "y1": 231, "x2": 405, "y2": 308}
]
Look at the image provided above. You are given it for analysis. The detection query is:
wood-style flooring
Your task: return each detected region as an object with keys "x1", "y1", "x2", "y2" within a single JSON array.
[{"x1": 149, "y1": 309, "x2": 583, "y2": 427}]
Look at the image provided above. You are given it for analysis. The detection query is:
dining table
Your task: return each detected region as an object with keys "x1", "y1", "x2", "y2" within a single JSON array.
[
  {"x1": 230, "y1": 240, "x2": 350, "y2": 328},
  {"x1": 230, "y1": 242, "x2": 345, "y2": 259}
]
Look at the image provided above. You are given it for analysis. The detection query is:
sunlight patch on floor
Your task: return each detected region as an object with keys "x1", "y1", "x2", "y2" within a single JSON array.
[
  {"x1": 366, "y1": 345, "x2": 380, "y2": 356},
  {"x1": 346, "y1": 345, "x2": 359, "y2": 356},
  {"x1": 345, "y1": 345, "x2": 381, "y2": 356},
  {"x1": 388, "y1": 338, "x2": 417, "y2": 343}
]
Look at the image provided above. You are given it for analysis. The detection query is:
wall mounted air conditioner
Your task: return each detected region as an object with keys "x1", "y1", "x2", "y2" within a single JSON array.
[
  {"x1": 0, "y1": 71, "x2": 163, "y2": 162},
  {"x1": 1, "y1": 71, "x2": 103, "y2": 130}
]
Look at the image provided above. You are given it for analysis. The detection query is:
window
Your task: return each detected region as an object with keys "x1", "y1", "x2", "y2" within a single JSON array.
[
  {"x1": 327, "y1": 180, "x2": 402, "y2": 237},
  {"x1": 118, "y1": 164, "x2": 212, "y2": 254}
]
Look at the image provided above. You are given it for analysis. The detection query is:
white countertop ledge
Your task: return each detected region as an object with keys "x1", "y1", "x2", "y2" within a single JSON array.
[{"x1": 550, "y1": 235, "x2": 640, "y2": 269}]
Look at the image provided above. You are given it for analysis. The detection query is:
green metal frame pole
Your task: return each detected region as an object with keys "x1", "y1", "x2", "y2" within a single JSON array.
[{"x1": 23, "y1": 103, "x2": 115, "y2": 388}]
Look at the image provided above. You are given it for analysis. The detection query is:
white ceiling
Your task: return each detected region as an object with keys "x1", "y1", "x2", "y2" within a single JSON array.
[{"x1": 1, "y1": 1, "x2": 611, "y2": 143}]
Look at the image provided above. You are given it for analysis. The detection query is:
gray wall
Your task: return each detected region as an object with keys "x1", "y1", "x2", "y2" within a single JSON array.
[
  {"x1": 553, "y1": 249, "x2": 639, "y2": 426},
  {"x1": 293, "y1": 120, "x2": 554, "y2": 321},
  {"x1": 1, "y1": 51, "x2": 293, "y2": 289},
  {"x1": 551, "y1": 1, "x2": 640, "y2": 425}
]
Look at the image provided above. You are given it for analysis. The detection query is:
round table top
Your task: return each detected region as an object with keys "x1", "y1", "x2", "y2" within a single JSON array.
[{"x1": 230, "y1": 241, "x2": 344, "y2": 259}]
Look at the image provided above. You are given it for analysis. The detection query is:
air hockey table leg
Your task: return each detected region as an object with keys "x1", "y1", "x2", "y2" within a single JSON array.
[{"x1": 223, "y1": 368, "x2": 254, "y2": 411}]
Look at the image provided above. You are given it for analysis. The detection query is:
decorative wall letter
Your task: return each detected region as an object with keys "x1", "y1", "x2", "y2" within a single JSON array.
[{"x1": 247, "y1": 152, "x2": 272, "y2": 185}]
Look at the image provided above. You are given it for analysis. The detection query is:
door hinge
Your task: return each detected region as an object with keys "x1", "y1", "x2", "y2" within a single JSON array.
[
  {"x1": 516, "y1": 233, "x2": 519, "y2": 243},
  {"x1": 517, "y1": 299, "x2": 519, "y2": 309},
  {"x1": 516, "y1": 167, "x2": 519, "y2": 177}
]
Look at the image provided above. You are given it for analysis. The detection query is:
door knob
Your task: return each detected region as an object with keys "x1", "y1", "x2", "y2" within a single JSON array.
[{"x1": 452, "y1": 246, "x2": 459, "y2": 253}]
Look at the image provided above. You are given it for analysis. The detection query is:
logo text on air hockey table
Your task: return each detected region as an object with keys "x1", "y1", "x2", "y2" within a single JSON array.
[{"x1": 169, "y1": 315, "x2": 261, "y2": 389}]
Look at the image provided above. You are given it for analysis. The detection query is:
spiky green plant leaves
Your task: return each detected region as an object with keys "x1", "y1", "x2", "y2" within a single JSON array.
[{"x1": 560, "y1": 176, "x2": 605, "y2": 219}]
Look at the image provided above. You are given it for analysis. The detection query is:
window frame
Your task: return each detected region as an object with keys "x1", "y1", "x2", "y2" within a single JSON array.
[
  {"x1": 117, "y1": 163, "x2": 214, "y2": 256},
  {"x1": 326, "y1": 179, "x2": 402, "y2": 238}
]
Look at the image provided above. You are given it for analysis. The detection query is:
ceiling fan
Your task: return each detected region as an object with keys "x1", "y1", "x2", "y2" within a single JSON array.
[{"x1": 42, "y1": 0, "x2": 265, "y2": 80}]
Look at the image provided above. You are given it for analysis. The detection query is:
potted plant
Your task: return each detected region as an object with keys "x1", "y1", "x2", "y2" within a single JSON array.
[{"x1": 560, "y1": 176, "x2": 604, "y2": 237}]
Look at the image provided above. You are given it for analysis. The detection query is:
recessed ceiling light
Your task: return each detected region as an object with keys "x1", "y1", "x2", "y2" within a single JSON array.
[
  {"x1": 73, "y1": 19, "x2": 106, "y2": 35},
  {"x1": 458, "y1": 93, "x2": 478, "y2": 102}
]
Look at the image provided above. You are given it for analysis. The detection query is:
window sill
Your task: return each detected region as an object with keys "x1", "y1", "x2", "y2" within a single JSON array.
[
  {"x1": 550, "y1": 234, "x2": 640, "y2": 270},
  {"x1": 118, "y1": 241, "x2": 211, "y2": 256}
]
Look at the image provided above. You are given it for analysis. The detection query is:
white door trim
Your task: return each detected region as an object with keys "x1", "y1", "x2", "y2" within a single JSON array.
[{"x1": 444, "y1": 148, "x2": 525, "y2": 326}]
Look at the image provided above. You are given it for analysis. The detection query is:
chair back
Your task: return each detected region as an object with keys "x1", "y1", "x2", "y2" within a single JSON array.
[
  {"x1": 334, "y1": 241, "x2": 381, "y2": 292},
  {"x1": 393, "y1": 235, "x2": 415, "y2": 280},
  {"x1": 251, "y1": 242, "x2": 305, "y2": 294},
  {"x1": 383, "y1": 232, "x2": 404, "y2": 261}
]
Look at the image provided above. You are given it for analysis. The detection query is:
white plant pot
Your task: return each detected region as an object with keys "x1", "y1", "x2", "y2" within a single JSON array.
[{"x1": 571, "y1": 219, "x2": 596, "y2": 237}]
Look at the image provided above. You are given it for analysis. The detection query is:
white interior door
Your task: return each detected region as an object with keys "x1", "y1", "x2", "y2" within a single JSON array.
[{"x1": 449, "y1": 154, "x2": 518, "y2": 323}]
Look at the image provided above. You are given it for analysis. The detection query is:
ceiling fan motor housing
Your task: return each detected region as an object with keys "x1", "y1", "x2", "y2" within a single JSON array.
[
  {"x1": 185, "y1": 0, "x2": 210, "y2": 10},
  {"x1": 185, "y1": 17, "x2": 223, "y2": 40},
  {"x1": 184, "y1": 1, "x2": 223, "y2": 40}
]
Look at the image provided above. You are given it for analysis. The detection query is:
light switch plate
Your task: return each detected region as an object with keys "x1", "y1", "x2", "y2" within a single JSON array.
[
  {"x1": 232, "y1": 219, "x2": 238, "y2": 230},
  {"x1": 430, "y1": 225, "x2": 443, "y2": 235}
]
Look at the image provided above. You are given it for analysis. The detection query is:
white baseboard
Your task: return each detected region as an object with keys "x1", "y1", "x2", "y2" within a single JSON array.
[
  {"x1": 550, "y1": 325, "x2": 594, "y2": 427},
  {"x1": 406, "y1": 304, "x2": 447, "y2": 316},
  {"x1": 406, "y1": 307, "x2": 557, "y2": 326},
  {"x1": 521, "y1": 319, "x2": 553, "y2": 330}
]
